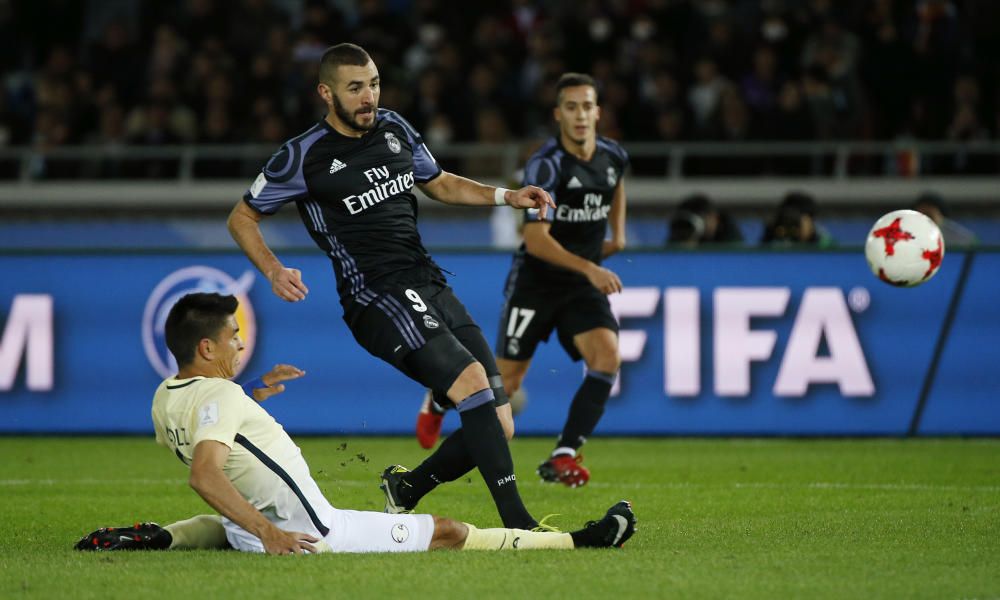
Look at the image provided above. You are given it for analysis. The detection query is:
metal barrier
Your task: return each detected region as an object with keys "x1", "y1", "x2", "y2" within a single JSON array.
[{"x1": 0, "y1": 141, "x2": 997, "y2": 208}]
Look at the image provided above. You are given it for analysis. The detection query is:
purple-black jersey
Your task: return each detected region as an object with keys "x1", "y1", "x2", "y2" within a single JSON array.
[
  {"x1": 512, "y1": 136, "x2": 629, "y2": 288},
  {"x1": 243, "y1": 110, "x2": 444, "y2": 308}
]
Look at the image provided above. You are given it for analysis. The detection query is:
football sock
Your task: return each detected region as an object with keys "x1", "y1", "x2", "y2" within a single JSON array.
[
  {"x1": 551, "y1": 446, "x2": 576, "y2": 458},
  {"x1": 458, "y1": 389, "x2": 537, "y2": 529},
  {"x1": 401, "y1": 429, "x2": 475, "y2": 506},
  {"x1": 462, "y1": 524, "x2": 573, "y2": 550},
  {"x1": 556, "y1": 370, "x2": 615, "y2": 451},
  {"x1": 429, "y1": 389, "x2": 449, "y2": 414},
  {"x1": 164, "y1": 515, "x2": 228, "y2": 549}
]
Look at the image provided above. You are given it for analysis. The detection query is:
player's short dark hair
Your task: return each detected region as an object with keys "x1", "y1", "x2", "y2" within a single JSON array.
[
  {"x1": 555, "y1": 73, "x2": 598, "y2": 105},
  {"x1": 319, "y1": 43, "x2": 372, "y2": 85},
  {"x1": 164, "y1": 293, "x2": 238, "y2": 368}
]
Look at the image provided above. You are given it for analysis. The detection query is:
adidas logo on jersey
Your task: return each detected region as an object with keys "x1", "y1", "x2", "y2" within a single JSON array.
[
  {"x1": 329, "y1": 159, "x2": 347, "y2": 174},
  {"x1": 567, "y1": 176, "x2": 583, "y2": 189}
]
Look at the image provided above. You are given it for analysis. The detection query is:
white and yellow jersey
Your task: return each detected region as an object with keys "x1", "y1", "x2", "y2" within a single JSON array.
[{"x1": 151, "y1": 376, "x2": 333, "y2": 538}]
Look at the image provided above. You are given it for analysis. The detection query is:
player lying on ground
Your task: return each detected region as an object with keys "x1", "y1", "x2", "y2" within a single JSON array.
[
  {"x1": 415, "y1": 73, "x2": 628, "y2": 490},
  {"x1": 75, "y1": 293, "x2": 635, "y2": 554}
]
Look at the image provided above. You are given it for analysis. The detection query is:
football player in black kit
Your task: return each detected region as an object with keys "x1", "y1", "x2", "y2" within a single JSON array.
[
  {"x1": 417, "y1": 73, "x2": 628, "y2": 488},
  {"x1": 227, "y1": 43, "x2": 557, "y2": 529}
]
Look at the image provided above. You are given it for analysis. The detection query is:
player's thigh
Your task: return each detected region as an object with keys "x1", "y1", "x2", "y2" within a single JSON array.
[
  {"x1": 495, "y1": 288, "x2": 557, "y2": 362},
  {"x1": 555, "y1": 287, "x2": 619, "y2": 362},
  {"x1": 424, "y1": 284, "x2": 516, "y2": 405},
  {"x1": 323, "y1": 510, "x2": 435, "y2": 553},
  {"x1": 496, "y1": 356, "x2": 531, "y2": 391},
  {"x1": 347, "y1": 287, "x2": 472, "y2": 388}
]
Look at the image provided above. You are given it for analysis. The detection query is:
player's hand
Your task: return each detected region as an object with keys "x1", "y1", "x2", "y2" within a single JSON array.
[
  {"x1": 585, "y1": 264, "x2": 623, "y2": 295},
  {"x1": 269, "y1": 267, "x2": 309, "y2": 302},
  {"x1": 507, "y1": 185, "x2": 556, "y2": 220},
  {"x1": 260, "y1": 526, "x2": 319, "y2": 555},
  {"x1": 253, "y1": 364, "x2": 306, "y2": 402}
]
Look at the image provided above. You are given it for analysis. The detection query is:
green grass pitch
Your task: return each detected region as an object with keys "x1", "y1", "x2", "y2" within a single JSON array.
[{"x1": 1, "y1": 436, "x2": 997, "y2": 599}]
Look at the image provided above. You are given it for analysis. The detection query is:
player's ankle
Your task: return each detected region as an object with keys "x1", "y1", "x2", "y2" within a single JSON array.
[{"x1": 551, "y1": 446, "x2": 576, "y2": 458}]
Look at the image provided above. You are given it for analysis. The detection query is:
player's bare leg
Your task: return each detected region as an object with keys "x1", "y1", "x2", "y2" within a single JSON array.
[
  {"x1": 539, "y1": 327, "x2": 620, "y2": 487},
  {"x1": 497, "y1": 357, "x2": 531, "y2": 400}
]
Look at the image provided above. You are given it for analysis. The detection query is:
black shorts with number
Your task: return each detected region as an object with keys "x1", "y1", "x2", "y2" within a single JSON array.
[
  {"x1": 496, "y1": 282, "x2": 618, "y2": 362},
  {"x1": 344, "y1": 281, "x2": 506, "y2": 401}
]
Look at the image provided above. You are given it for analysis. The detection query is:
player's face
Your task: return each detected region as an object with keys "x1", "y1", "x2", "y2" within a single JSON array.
[
  {"x1": 329, "y1": 61, "x2": 381, "y2": 132},
  {"x1": 212, "y1": 315, "x2": 245, "y2": 379},
  {"x1": 554, "y1": 85, "x2": 600, "y2": 146}
]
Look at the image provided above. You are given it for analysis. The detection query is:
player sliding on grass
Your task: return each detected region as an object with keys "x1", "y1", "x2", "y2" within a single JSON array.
[{"x1": 75, "y1": 293, "x2": 636, "y2": 554}]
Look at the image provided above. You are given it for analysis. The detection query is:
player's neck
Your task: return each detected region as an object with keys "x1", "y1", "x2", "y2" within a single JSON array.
[
  {"x1": 325, "y1": 113, "x2": 366, "y2": 139},
  {"x1": 176, "y1": 363, "x2": 228, "y2": 381},
  {"x1": 560, "y1": 134, "x2": 596, "y2": 161}
]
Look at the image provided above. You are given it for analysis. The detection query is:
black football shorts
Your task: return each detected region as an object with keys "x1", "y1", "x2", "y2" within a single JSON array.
[{"x1": 495, "y1": 282, "x2": 619, "y2": 362}]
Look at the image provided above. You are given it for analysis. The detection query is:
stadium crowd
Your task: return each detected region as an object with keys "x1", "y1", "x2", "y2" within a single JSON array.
[{"x1": 2, "y1": 0, "x2": 999, "y2": 153}]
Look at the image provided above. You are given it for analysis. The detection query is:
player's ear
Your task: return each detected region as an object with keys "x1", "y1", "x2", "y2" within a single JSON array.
[
  {"x1": 317, "y1": 83, "x2": 333, "y2": 105},
  {"x1": 197, "y1": 338, "x2": 214, "y2": 361}
]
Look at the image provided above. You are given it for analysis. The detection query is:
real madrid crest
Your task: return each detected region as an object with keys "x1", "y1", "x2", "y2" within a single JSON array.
[
  {"x1": 385, "y1": 132, "x2": 401, "y2": 154},
  {"x1": 607, "y1": 166, "x2": 617, "y2": 187}
]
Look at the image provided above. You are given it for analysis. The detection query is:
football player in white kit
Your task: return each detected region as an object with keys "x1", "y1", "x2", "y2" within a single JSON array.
[{"x1": 76, "y1": 293, "x2": 635, "y2": 554}]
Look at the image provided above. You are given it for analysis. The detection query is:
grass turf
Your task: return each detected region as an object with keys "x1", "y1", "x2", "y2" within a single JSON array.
[{"x1": 0, "y1": 437, "x2": 997, "y2": 599}]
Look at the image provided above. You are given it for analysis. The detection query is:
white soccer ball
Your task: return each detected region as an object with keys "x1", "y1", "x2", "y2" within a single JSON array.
[{"x1": 864, "y1": 209, "x2": 945, "y2": 287}]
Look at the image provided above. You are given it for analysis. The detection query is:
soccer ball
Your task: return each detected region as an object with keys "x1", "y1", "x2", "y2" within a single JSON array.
[{"x1": 864, "y1": 209, "x2": 945, "y2": 287}]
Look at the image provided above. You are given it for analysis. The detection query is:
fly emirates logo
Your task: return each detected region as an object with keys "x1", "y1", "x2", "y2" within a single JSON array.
[{"x1": 342, "y1": 165, "x2": 414, "y2": 215}]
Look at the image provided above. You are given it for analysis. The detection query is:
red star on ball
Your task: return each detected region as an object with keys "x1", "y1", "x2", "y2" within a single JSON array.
[
  {"x1": 922, "y1": 238, "x2": 943, "y2": 279},
  {"x1": 872, "y1": 217, "x2": 915, "y2": 256}
]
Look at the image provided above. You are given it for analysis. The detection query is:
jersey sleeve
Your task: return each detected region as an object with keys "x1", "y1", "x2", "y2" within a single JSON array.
[
  {"x1": 522, "y1": 154, "x2": 560, "y2": 223},
  {"x1": 380, "y1": 110, "x2": 442, "y2": 183},
  {"x1": 190, "y1": 380, "x2": 248, "y2": 450},
  {"x1": 243, "y1": 143, "x2": 309, "y2": 214},
  {"x1": 601, "y1": 138, "x2": 630, "y2": 176}
]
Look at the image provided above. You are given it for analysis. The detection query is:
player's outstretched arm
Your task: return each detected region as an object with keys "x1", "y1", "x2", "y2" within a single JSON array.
[
  {"x1": 189, "y1": 440, "x2": 318, "y2": 555},
  {"x1": 418, "y1": 172, "x2": 555, "y2": 219},
  {"x1": 523, "y1": 222, "x2": 623, "y2": 295},
  {"x1": 227, "y1": 201, "x2": 309, "y2": 302},
  {"x1": 602, "y1": 177, "x2": 627, "y2": 258}
]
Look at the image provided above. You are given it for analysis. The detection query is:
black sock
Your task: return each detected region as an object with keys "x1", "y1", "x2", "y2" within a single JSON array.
[
  {"x1": 457, "y1": 389, "x2": 536, "y2": 529},
  {"x1": 556, "y1": 370, "x2": 614, "y2": 451},
  {"x1": 400, "y1": 429, "x2": 475, "y2": 506}
]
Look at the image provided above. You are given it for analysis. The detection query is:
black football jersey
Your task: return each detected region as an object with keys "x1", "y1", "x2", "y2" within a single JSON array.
[
  {"x1": 512, "y1": 136, "x2": 629, "y2": 288},
  {"x1": 243, "y1": 109, "x2": 445, "y2": 307}
]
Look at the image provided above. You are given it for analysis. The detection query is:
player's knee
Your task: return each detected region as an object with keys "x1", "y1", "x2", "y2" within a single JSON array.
[
  {"x1": 446, "y1": 362, "x2": 489, "y2": 404},
  {"x1": 498, "y1": 360, "x2": 528, "y2": 395},
  {"x1": 501, "y1": 371, "x2": 524, "y2": 395},
  {"x1": 585, "y1": 349, "x2": 620, "y2": 374},
  {"x1": 429, "y1": 516, "x2": 468, "y2": 550}
]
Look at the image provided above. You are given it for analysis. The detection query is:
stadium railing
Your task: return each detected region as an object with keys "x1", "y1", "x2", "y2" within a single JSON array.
[{"x1": 0, "y1": 140, "x2": 997, "y2": 209}]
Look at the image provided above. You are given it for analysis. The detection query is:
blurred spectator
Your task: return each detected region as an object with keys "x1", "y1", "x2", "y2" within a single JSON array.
[
  {"x1": 913, "y1": 191, "x2": 978, "y2": 246},
  {"x1": 741, "y1": 46, "x2": 782, "y2": 120},
  {"x1": 761, "y1": 191, "x2": 834, "y2": 247},
  {"x1": 3, "y1": 0, "x2": 1000, "y2": 152},
  {"x1": 688, "y1": 57, "x2": 729, "y2": 137},
  {"x1": 667, "y1": 193, "x2": 744, "y2": 247}
]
